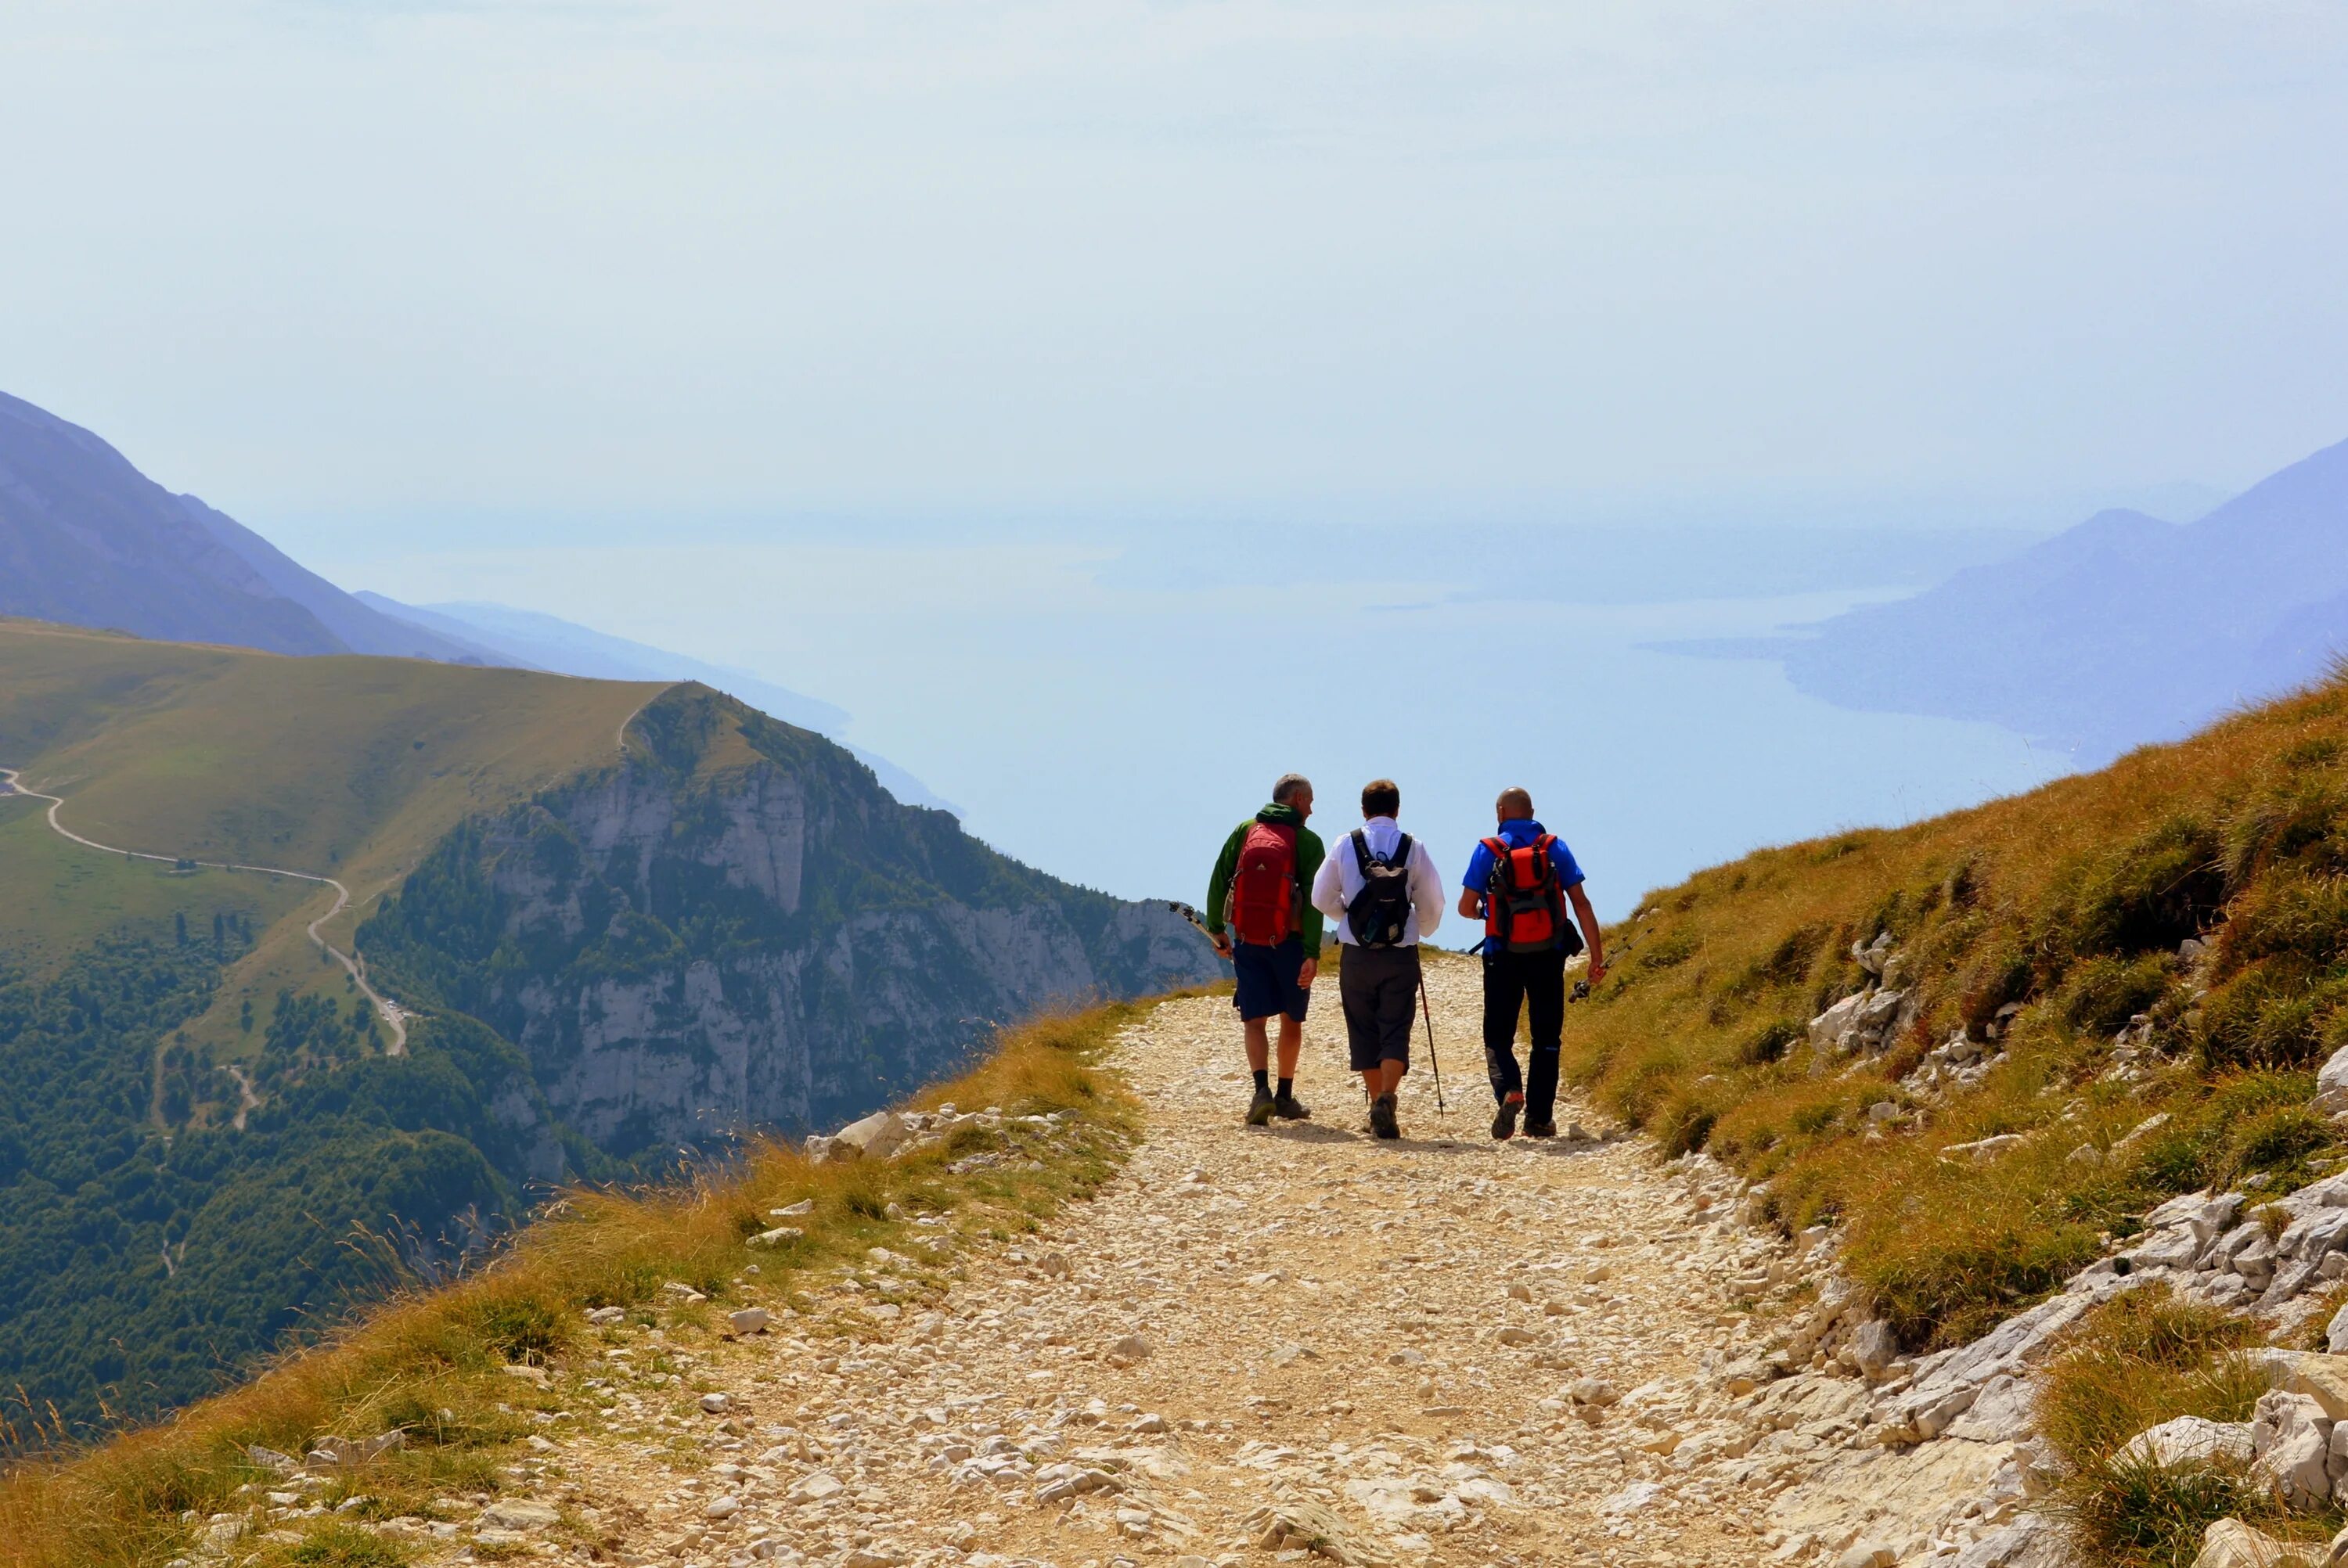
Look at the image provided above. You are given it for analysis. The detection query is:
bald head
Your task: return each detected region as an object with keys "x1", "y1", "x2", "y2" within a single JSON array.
[{"x1": 1496, "y1": 787, "x2": 1534, "y2": 822}]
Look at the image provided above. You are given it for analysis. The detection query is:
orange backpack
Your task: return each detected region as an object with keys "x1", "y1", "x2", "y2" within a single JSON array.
[
  {"x1": 1482, "y1": 833, "x2": 1581, "y2": 955},
  {"x1": 1226, "y1": 822, "x2": 1298, "y2": 947}
]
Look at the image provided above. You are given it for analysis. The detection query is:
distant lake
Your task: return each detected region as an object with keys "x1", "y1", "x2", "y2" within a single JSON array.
[
  {"x1": 829, "y1": 581, "x2": 2078, "y2": 924},
  {"x1": 382, "y1": 537, "x2": 2077, "y2": 923}
]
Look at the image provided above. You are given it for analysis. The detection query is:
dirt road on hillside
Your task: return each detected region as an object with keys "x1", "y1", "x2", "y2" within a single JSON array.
[
  {"x1": 0, "y1": 766, "x2": 408, "y2": 1055},
  {"x1": 438, "y1": 964, "x2": 1805, "y2": 1568}
]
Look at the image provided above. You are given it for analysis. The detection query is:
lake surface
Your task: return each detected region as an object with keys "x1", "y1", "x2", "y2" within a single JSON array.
[{"x1": 362, "y1": 536, "x2": 2076, "y2": 922}]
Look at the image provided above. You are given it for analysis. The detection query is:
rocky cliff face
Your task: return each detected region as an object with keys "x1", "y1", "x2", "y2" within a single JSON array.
[{"x1": 360, "y1": 687, "x2": 1219, "y2": 1164}]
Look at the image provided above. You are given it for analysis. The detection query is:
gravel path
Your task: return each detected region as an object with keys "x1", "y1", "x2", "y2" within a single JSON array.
[{"x1": 411, "y1": 961, "x2": 1802, "y2": 1568}]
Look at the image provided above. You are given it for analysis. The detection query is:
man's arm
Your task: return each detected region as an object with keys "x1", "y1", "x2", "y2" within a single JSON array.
[
  {"x1": 1309, "y1": 844, "x2": 1348, "y2": 927},
  {"x1": 1293, "y1": 830, "x2": 1327, "y2": 952},
  {"x1": 1567, "y1": 883, "x2": 1606, "y2": 984},
  {"x1": 1205, "y1": 825, "x2": 1241, "y2": 955},
  {"x1": 1410, "y1": 842, "x2": 1444, "y2": 940},
  {"x1": 1457, "y1": 841, "x2": 1487, "y2": 923}
]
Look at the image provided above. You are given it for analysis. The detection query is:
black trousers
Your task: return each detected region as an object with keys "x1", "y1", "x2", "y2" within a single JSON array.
[{"x1": 1483, "y1": 946, "x2": 1567, "y2": 1119}]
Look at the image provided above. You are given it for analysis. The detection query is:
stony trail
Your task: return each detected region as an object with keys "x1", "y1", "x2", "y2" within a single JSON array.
[{"x1": 407, "y1": 961, "x2": 1842, "y2": 1568}]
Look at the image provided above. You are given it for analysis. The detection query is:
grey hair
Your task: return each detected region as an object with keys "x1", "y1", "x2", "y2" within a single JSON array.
[{"x1": 1272, "y1": 773, "x2": 1313, "y2": 804}]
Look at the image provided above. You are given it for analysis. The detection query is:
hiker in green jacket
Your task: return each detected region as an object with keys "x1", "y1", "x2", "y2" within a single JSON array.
[{"x1": 1206, "y1": 774, "x2": 1327, "y2": 1126}]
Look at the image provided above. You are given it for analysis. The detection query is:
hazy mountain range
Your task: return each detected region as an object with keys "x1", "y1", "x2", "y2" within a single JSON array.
[
  {"x1": 0, "y1": 389, "x2": 953, "y2": 812},
  {"x1": 1670, "y1": 435, "x2": 2348, "y2": 763}
]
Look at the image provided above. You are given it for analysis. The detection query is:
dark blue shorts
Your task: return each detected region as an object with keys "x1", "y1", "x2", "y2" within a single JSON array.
[{"x1": 1232, "y1": 937, "x2": 1312, "y2": 1023}]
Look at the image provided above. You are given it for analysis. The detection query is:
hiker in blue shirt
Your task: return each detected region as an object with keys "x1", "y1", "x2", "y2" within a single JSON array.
[{"x1": 1457, "y1": 787, "x2": 1607, "y2": 1141}]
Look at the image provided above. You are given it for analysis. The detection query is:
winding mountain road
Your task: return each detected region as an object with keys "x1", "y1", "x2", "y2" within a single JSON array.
[{"x1": 0, "y1": 766, "x2": 408, "y2": 1055}]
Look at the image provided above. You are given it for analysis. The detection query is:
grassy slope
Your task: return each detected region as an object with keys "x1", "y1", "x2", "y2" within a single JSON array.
[
  {"x1": 0, "y1": 997, "x2": 1166, "y2": 1568},
  {"x1": 0, "y1": 618, "x2": 668, "y2": 1054},
  {"x1": 1566, "y1": 668, "x2": 2348, "y2": 1349},
  {"x1": 0, "y1": 798, "x2": 310, "y2": 976}
]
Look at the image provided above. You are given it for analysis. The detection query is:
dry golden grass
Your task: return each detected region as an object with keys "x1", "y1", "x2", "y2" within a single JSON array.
[
  {"x1": 0, "y1": 998, "x2": 1157, "y2": 1567},
  {"x1": 1565, "y1": 670, "x2": 2348, "y2": 1348}
]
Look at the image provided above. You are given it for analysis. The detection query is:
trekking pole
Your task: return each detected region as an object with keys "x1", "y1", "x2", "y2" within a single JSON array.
[{"x1": 1417, "y1": 976, "x2": 1447, "y2": 1113}]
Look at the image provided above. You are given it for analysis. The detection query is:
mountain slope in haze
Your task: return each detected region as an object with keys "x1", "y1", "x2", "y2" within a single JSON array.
[
  {"x1": 357, "y1": 595, "x2": 843, "y2": 732},
  {"x1": 0, "y1": 619, "x2": 1216, "y2": 1437},
  {"x1": 1774, "y1": 435, "x2": 2348, "y2": 761},
  {"x1": 0, "y1": 390, "x2": 485, "y2": 663},
  {"x1": 356, "y1": 594, "x2": 960, "y2": 815},
  {"x1": 182, "y1": 499, "x2": 508, "y2": 664}
]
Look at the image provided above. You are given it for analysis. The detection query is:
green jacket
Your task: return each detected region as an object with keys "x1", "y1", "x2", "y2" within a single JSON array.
[{"x1": 1206, "y1": 803, "x2": 1326, "y2": 948}]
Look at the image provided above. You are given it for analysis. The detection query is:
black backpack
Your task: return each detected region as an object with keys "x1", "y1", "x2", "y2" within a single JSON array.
[{"x1": 1345, "y1": 829, "x2": 1416, "y2": 948}]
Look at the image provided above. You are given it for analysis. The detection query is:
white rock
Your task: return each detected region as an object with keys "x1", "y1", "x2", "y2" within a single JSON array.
[
  {"x1": 479, "y1": 1499, "x2": 562, "y2": 1530},
  {"x1": 2307, "y1": 1045, "x2": 2348, "y2": 1125},
  {"x1": 2113, "y1": 1113, "x2": 2173, "y2": 1153},
  {"x1": 2191, "y1": 1518, "x2": 2325, "y2": 1567},
  {"x1": 747, "y1": 1225, "x2": 803, "y2": 1248},
  {"x1": 584, "y1": 1305, "x2": 626, "y2": 1325},
  {"x1": 1599, "y1": 1480, "x2": 1662, "y2": 1515},
  {"x1": 728, "y1": 1307, "x2": 770, "y2": 1335},
  {"x1": 1943, "y1": 1133, "x2": 2026, "y2": 1165},
  {"x1": 771, "y1": 1199, "x2": 815, "y2": 1217},
  {"x1": 1846, "y1": 1320, "x2": 1900, "y2": 1379},
  {"x1": 1810, "y1": 993, "x2": 1871, "y2": 1052},
  {"x1": 1835, "y1": 1547, "x2": 1895, "y2": 1568},
  {"x1": 2117, "y1": 1415, "x2": 2256, "y2": 1469},
  {"x1": 2252, "y1": 1390, "x2": 2333, "y2": 1505},
  {"x1": 834, "y1": 1110, "x2": 911, "y2": 1160},
  {"x1": 700, "y1": 1392, "x2": 733, "y2": 1414}
]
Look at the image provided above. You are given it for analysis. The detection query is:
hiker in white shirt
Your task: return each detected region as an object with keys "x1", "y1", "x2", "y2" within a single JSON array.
[{"x1": 1309, "y1": 779, "x2": 1445, "y2": 1139}]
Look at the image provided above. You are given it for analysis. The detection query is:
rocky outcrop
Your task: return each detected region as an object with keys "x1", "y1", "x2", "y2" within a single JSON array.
[{"x1": 361, "y1": 688, "x2": 1220, "y2": 1163}]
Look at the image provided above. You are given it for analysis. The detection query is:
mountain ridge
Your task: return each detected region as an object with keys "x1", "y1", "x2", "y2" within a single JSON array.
[{"x1": 1762, "y1": 435, "x2": 2348, "y2": 761}]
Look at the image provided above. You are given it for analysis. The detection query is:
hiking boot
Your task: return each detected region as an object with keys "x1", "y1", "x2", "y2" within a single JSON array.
[
  {"x1": 1246, "y1": 1086, "x2": 1277, "y2": 1127},
  {"x1": 1370, "y1": 1092, "x2": 1401, "y2": 1140},
  {"x1": 1523, "y1": 1117, "x2": 1558, "y2": 1139},
  {"x1": 1271, "y1": 1091, "x2": 1313, "y2": 1121},
  {"x1": 1492, "y1": 1092, "x2": 1524, "y2": 1141}
]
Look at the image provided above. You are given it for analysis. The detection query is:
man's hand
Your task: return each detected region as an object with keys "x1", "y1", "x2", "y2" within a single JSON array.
[
  {"x1": 1297, "y1": 957, "x2": 1319, "y2": 990},
  {"x1": 1211, "y1": 932, "x2": 1233, "y2": 959},
  {"x1": 1585, "y1": 957, "x2": 1608, "y2": 987}
]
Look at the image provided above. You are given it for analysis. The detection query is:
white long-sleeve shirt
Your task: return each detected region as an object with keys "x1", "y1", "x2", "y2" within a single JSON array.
[{"x1": 1310, "y1": 817, "x2": 1446, "y2": 947}]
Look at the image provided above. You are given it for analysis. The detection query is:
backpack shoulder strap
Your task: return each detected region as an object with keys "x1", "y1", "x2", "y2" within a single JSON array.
[
  {"x1": 1393, "y1": 832, "x2": 1413, "y2": 866},
  {"x1": 1351, "y1": 828, "x2": 1372, "y2": 873}
]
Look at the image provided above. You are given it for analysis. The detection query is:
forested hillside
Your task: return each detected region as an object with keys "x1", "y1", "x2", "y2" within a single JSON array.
[
  {"x1": 0, "y1": 926, "x2": 557, "y2": 1440},
  {"x1": 0, "y1": 622, "x2": 1215, "y2": 1445}
]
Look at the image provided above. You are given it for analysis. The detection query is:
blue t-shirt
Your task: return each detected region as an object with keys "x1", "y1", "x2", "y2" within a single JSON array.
[{"x1": 1462, "y1": 818, "x2": 1585, "y2": 896}]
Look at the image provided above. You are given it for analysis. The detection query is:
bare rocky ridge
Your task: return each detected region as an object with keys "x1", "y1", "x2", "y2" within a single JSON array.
[
  {"x1": 210, "y1": 966, "x2": 2100, "y2": 1568},
  {"x1": 358, "y1": 689, "x2": 1220, "y2": 1163}
]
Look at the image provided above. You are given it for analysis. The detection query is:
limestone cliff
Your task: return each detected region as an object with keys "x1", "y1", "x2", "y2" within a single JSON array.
[{"x1": 358, "y1": 685, "x2": 1219, "y2": 1164}]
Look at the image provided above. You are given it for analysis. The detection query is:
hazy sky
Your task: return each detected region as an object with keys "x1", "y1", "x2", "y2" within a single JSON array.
[{"x1": 5, "y1": 0, "x2": 2348, "y2": 530}]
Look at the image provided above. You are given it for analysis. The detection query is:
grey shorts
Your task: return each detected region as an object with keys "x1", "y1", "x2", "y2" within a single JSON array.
[{"x1": 1338, "y1": 944, "x2": 1421, "y2": 1071}]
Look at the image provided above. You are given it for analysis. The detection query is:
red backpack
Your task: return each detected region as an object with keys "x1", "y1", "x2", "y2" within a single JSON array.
[
  {"x1": 1226, "y1": 822, "x2": 1299, "y2": 946},
  {"x1": 1483, "y1": 833, "x2": 1581, "y2": 955}
]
